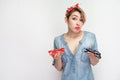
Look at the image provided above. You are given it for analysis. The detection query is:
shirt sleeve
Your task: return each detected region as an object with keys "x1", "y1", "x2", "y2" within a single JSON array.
[{"x1": 92, "y1": 34, "x2": 98, "y2": 50}]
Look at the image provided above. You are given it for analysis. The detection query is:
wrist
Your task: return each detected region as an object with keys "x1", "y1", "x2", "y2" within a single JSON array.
[{"x1": 54, "y1": 57, "x2": 61, "y2": 61}]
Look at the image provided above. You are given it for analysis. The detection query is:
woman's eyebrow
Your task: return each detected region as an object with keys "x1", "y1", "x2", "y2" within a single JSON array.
[
  {"x1": 72, "y1": 15, "x2": 78, "y2": 17},
  {"x1": 72, "y1": 15, "x2": 82, "y2": 19}
]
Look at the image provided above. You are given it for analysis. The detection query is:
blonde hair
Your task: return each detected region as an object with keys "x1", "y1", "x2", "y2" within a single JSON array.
[{"x1": 65, "y1": 7, "x2": 86, "y2": 24}]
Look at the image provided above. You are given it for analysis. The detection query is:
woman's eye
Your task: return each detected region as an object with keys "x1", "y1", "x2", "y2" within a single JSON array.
[
  {"x1": 72, "y1": 17, "x2": 77, "y2": 20},
  {"x1": 80, "y1": 19, "x2": 83, "y2": 22}
]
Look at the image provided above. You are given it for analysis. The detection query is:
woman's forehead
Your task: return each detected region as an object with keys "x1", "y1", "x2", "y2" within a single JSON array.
[{"x1": 71, "y1": 11, "x2": 81, "y2": 18}]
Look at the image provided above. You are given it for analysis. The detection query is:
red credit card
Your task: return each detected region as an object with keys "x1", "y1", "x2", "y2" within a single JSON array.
[{"x1": 48, "y1": 48, "x2": 64, "y2": 57}]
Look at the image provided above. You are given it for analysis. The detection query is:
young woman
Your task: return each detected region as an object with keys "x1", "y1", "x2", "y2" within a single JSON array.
[{"x1": 51, "y1": 3, "x2": 101, "y2": 80}]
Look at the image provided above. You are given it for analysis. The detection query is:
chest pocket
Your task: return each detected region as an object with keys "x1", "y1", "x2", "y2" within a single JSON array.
[
  {"x1": 79, "y1": 39, "x2": 93, "y2": 63},
  {"x1": 75, "y1": 48, "x2": 89, "y2": 62},
  {"x1": 81, "y1": 52, "x2": 89, "y2": 62},
  {"x1": 80, "y1": 49, "x2": 90, "y2": 63}
]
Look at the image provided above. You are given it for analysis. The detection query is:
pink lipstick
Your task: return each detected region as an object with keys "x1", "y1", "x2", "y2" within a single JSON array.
[{"x1": 75, "y1": 26, "x2": 80, "y2": 30}]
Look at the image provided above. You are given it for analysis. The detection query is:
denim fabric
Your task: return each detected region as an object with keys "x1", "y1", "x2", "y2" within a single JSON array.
[{"x1": 53, "y1": 31, "x2": 97, "y2": 80}]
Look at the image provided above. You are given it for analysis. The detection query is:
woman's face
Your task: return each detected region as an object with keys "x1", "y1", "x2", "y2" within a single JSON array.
[{"x1": 66, "y1": 11, "x2": 84, "y2": 33}]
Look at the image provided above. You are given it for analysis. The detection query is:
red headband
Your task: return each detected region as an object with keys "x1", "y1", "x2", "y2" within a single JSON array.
[{"x1": 66, "y1": 3, "x2": 79, "y2": 12}]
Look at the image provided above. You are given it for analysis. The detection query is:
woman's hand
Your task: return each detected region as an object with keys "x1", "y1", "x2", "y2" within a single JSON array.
[
  {"x1": 51, "y1": 51, "x2": 63, "y2": 71},
  {"x1": 87, "y1": 51, "x2": 99, "y2": 66},
  {"x1": 48, "y1": 48, "x2": 64, "y2": 58},
  {"x1": 48, "y1": 48, "x2": 64, "y2": 71},
  {"x1": 53, "y1": 51, "x2": 62, "y2": 60}
]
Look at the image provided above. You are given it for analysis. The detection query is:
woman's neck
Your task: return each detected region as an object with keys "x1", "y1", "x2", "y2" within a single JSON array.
[{"x1": 66, "y1": 31, "x2": 83, "y2": 39}]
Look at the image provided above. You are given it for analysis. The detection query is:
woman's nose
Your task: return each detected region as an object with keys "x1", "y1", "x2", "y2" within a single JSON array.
[{"x1": 76, "y1": 20, "x2": 80, "y2": 26}]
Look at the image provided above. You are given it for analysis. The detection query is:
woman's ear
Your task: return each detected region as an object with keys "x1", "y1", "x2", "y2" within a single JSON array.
[{"x1": 64, "y1": 17, "x2": 68, "y2": 23}]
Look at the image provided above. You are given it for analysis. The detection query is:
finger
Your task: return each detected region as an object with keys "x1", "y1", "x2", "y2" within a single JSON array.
[
  {"x1": 54, "y1": 53, "x2": 58, "y2": 58},
  {"x1": 87, "y1": 51, "x2": 93, "y2": 54}
]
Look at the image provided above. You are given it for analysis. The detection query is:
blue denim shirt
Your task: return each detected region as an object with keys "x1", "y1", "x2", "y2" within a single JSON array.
[{"x1": 53, "y1": 31, "x2": 98, "y2": 80}]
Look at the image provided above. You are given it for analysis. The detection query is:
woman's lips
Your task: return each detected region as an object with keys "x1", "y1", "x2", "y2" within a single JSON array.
[{"x1": 75, "y1": 26, "x2": 80, "y2": 30}]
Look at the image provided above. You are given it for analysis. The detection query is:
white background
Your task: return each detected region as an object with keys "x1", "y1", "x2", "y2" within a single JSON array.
[{"x1": 0, "y1": 0, "x2": 120, "y2": 80}]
